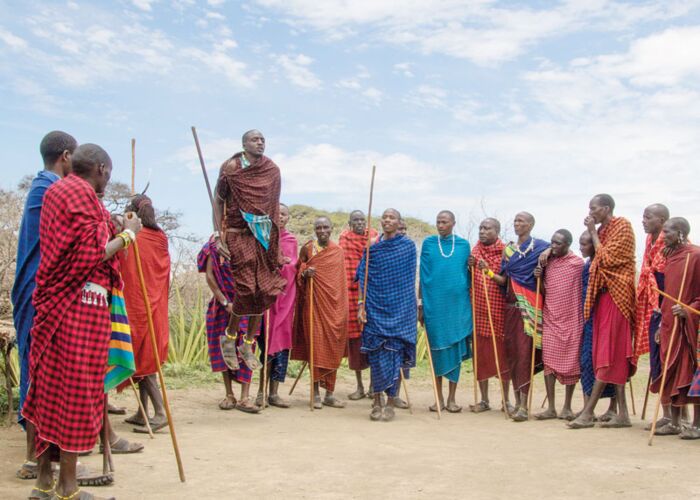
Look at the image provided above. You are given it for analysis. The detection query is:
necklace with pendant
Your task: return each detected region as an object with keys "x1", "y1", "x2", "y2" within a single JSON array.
[{"x1": 513, "y1": 238, "x2": 534, "y2": 259}]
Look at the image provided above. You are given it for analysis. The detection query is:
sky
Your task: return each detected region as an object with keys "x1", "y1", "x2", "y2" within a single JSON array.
[{"x1": 1, "y1": 0, "x2": 700, "y2": 255}]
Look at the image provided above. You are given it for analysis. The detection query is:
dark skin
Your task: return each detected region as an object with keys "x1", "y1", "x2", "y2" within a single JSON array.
[
  {"x1": 569, "y1": 197, "x2": 632, "y2": 428},
  {"x1": 533, "y1": 232, "x2": 577, "y2": 420},
  {"x1": 213, "y1": 130, "x2": 267, "y2": 345},
  {"x1": 35, "y1": 156, "x2": 142, "y2": 500},
  {"x1": 477, "y1": 213, "x2": 534, "y2": 410},
  {"x1": 359, "y1": 209, "x2": 401, "y2": 412},
  {"x1": 347, "y1": 210, "x2": 368, "y2": 398},
  {"x1": 418, "y1": 211, "x2": 462, "y2": 412},
  {"x1": 466, "y1": 218, "x2": 511, "y2": 411}
]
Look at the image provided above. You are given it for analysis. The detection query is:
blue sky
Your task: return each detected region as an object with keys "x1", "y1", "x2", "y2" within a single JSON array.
[{"x1": 2, "y1": 0, "x2": 700, "y2": 253}]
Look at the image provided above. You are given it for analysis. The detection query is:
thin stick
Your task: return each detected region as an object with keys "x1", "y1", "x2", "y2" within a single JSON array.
[
  {"x1": 130, "y1": 144, "x2": 185, "y2": 481},
  {"x1": 641, "y1": 372, "x2": 652, "y2": 420},
  {"x1": 261, "y1": 310, "x2": 270, "y2": 410},
  {"x1": 309, "y1": 277, "x2": 315, "y2": 411},
  {"x1": 102, "y1": 395, "x2": 113, "y2": 474},
  {"x1": 481, "y1": 271, "x2": 508, "y2": 420},
  {"x1": 527, "y1": 276, "x2": 542, "y2": 419},
  {"x1": 129, "y1": 378, "x2": 154, "y2": 439},
  {"x1": 629, "y1": 380, "x2": 636, "y2": 416},
  {"x1": 399, "y1": 369, "x2": 413, "y2": 415},
  {"x1": 360, "y1": 165, "x2": 377, "y2": 324},
  {"x1": 653, "y1": 288, "x2": 700, "y2": 316},
  {"x1": 541, "y1": 395, "x2": 547, "y2": 409},
  {"x1": 471, "y1": 269, "x2": 478, "y2": 407},
  {"x1": 131, "y1": 138, "x2": 136, "y2": 193},
  {"x1": 288, "y1": 362, "x2": 307, "y2": 396},
  {"x1": 191, "y1": 126, "x2": 222, "y2": 232},
  {"x1": 422, "y1": 330, "x2": 441, "y2": 420},
  {"x1": 649, "y1": 252, "x2": 691, "y2": 446}
]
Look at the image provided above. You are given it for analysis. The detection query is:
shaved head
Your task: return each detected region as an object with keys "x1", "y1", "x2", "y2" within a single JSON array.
[
  {"x1": 242, "y1": 129, "x2": 263, "y2": 143},
  {"x1": 349, "y1": 210, "x2": 364, "y2": 222},
  {"x1": 314, "y1": 215, "x2": 332, "y2": 227},
  {"x1": 517, "y1": 211, "x2": 535, "y2": 225},
  {"x1": 592, "y1": 193, "x2": 615, "y2": 211},
  {"x1": 482, "y1": 217, "x2": 501, "y2": 233},
  {"x1": 71, "y1": 143, "x2": 111, "y2": 175},
  {"x1": 646, "y1": 203, "x2": 670, "y2": 221},
  {"x1": 383, "y1": 208, "x2": 401, "y2": 219},
  {"x1": 437, "y1": 210, "x2": 455, "y2": 223},
  {"x1": 668, "y1": 216, "x2": 690, "y2": 236}
]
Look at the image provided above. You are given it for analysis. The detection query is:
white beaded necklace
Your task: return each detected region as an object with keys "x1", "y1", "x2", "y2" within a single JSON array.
[{"x1": 437, "y1": 234, "x2": 456, "y2": 258}]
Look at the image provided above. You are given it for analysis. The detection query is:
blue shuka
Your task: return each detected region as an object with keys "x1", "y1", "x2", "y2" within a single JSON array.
[
  {"x1": 420, "y1": 235, "x2": 472, "y2": 382},
  {"x1": 357, "y1": 234, "x2": 417, "y2": 396},
  {"x1": 11, "y1": 170, "x2": 60, "y2": 425}
]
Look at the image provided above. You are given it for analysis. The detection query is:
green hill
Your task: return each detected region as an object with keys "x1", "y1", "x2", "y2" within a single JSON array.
[{"x1": 287, "y1": 204, "x2": 436, "y2": 244}]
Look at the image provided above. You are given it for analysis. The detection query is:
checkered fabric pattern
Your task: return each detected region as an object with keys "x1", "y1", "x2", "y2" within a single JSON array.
[
  {"x1": 471, "y1": 240, "x2": 506, "y2": 339},
  {"x1": 634, "y1": 232, "x2": 666, "y2": 358},
  {"x1": 584, "y1": 217, "x2": 637, "y2": 323},
  {"x1": 22, "y1": 174, "x2": 118, "y2": 455},
  {"x1": 339, "y1": 229, "x2": 376, "y2": 340}
]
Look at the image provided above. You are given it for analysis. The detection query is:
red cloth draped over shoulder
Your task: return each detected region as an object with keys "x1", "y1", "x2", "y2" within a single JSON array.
[
  {"x1": 291, "y1": 241, "x2": 349, "y2": 375},
  {"x1": 635, "y1": 232, "x2": 666, "y2": 357},
  {"x1": 339, "y1": 228, "x2": 378, "y2": 340},
  {"x1": 118, "y1": 227, "x2": 170, "y2": 388},
  {"x1": 650, "y1": 244, "x2": 700, "y2": 405},
  {"x1": 584, "y1": 217, "x2": 636, "y2": 325},
  {"x1": 472, "y1": 240, "x2": 506, "y2": 339}
]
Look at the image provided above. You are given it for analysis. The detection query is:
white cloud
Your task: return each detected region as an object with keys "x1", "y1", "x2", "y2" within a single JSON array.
[
  {"x1": 207, "y1": 0, "x2": 226, "y2": 5},
  {"x1": 275, "y1": 53, "x2": 322, "y2": 89},
  {"x1": 0, "y1": 28, "x2": 28, "y2": 49},
  {"x1": 206, "y1": 11, "x2": 226, "y2": 20},
  {"x1": 393, "y1": 62, "x2": 414, "y2": 78},
  {"x1": 132, "y1": 0, "x2": 157, "y2": 12},
  {"x1": 362, "y1": 87, "x2": 382, "y2": 104}
]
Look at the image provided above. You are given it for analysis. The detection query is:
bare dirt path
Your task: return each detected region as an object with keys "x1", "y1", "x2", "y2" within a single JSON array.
[{"x1": 1, "y1": 370, "x2": 698, "y2": 499}]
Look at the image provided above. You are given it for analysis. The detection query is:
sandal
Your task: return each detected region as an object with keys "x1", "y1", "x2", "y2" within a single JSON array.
[
  {"x1": 28, "y1": 481, "x2": 55, "y2": 500},
  {"x1": 654, "y1": 423, "x2": 681, "y2": 435},
  {"x1": 254, "y1": 393, "x2": 268, "y2": 409},
  {"x1": 133, "y1": 420, "x2": 167, "y2": 434},
  {"x1": 644, "y1": 417, "x2": 671, "y2": 431},
  {"x1": 348, "y1": 389, "x2": 366, "y2": 401},
  {"x1": 535, "y1": 410, "x2": 558, "y2": 420},
  {"x1": 381, "y1": 406, "x2": 395, "y2": 422},
  {"x1": 446, "y1": 403, "x2": 462, "y2": 413},
  {"x1": 100, "y1": 437, "x2": 144, "y2": 454},
  {"x1": 106, "y1": 403, "x2": 126, "y2": 415},
  {"x1": 393, "y1": 397, "x2": 410, "y2": 410},
  {"x1": 501, "y1": 402, "x2": 516, "y2": 416},
  {"x1": 599, "y1": 416, "x2": 632, "y2": 429},
  {"x1": 680, "y1": 426, "x2": 700, "y2": 440},
  {"x1": 567, "y1": 418, "x2": 595, "y2": 429},
  {"x1": 268, "y1": 394, "x2": 291, "y2": 408},
  {"x1": 220, "y1": 335, "x2": 240, "y2": 371},
  {"x1": 50, "y1": 488, "x2": 115, "y2": 500},
  {"x1": 370, "y1": 405, "x2": 382, "y2": 421},
  {"x1": 218, "y1": 395, "x2": 237, "y2": 410},
  {"x1": 76, "y1": 463, "x2": 113, "y2": 487},
  {"x1": 323, "y1": 396, "x2": 346, "y2": 408},
  {"x1": 238, "y1": 341, "x2": 261, "y2": 370},
  {"x1": 236, "y1": 398, "x2": 261, "y2": 414},
  {"x1": 124, "y1": 414, "x2": 147, "y2": 426},
  {"x1": 511, "y1": 407, "x2": 529, "y2": 422},
  {"x1": 429, "y1": 403, "x2": 446, "y2": 412},
  {"x1": 470, "y1": 401, "x2": 491, "y2": 413},
  {"x1": 314, "y1": 396, "x2": 323, "y2": 410}
]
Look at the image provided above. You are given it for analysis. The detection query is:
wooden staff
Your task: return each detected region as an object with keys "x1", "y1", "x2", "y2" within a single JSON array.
[
  {"x1": 360, "y1": 166, "x2": 376, "y2": 306},
  {"x1": 261, "y1": 310, "x2": 271, "y2": 410},
  {"x1": 641, "y1": 372, "x2": 652, "y2": 420},
  {"x1": 129, "y1": 378, "x2": 154, "y2": 438},
  {"x1": 471, "y1": 269, "x2": 479, "y2": 407},
  {"x1": 191, "y1": 126, "x2": 222, "y2": 232},
  {"x1": 526, "y1": 276, "x2": 542, "y2": 419},
  {"x1": 628, "y1": 380, "x2": 636, "y2": 416},
  {"x1": 481, "y1": 271, "x2": 508, "y2": 420},
  {"x1": 102, "y1": 395, "x2": 113, "y2": 474},
  {"x1": 288, "y1": 362, "x2": 307, "y2": 396},
  {"x1": 130, "y1": 143, "x2": 186, "y2": 481},
  {"x1": 399, "y1": 369, "x2": 413, "y2": 415},
  {"x1": 653, "y1": 288, "x2": 700, "y2": 316},
  {"x1": 309, "y1": 277, "x2": 316, "y2": 411},
  {"x1": 649, "y1": 252, "x2": 691, "y2": 446},
  {"x1": 422, "y1": 330, "x2": 441, "y2": 420}
]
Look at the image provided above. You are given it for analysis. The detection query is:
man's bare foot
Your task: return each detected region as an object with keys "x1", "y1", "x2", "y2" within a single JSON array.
[
  {"x1": 568, "y1": 414, "x2": 595, "y2": 429},
  {"x1": 268, "y1": 394, "x2": 290, "y2": 408},
  {"x1": 124, "y1": 412, "x2": 147, "y2": 426},
  {"x1": 599, "y1": 415, "x2": 632, "y2": 428},
  {"x1": 429, "y1": 402, "x2": 445, "y2": 412},
  {"x1": 511, "y1": 407, "x2": 528, "y2": 422},
  {"x1": 469, "y1": 401, "x2": 490, "y2": 413},
  {"x1": 502, "y1": 402, "x2": 516, "y2": 416},
  {"x1": 370, "y1": 404, "x2": 382, "y2": 421},
  {"x1": 218, "y1": 395, "x2": 237, "y2": 410},
  {"x1": 446, "y1": 402, "x2": 462, "y2": 413},
  {"x1": 535, "y1": 409, "x2": 557, "y2": 420},
  {"x1": 313, "y1": 396, "x2": 323, "y2": 410},
  {"x1": 107, "y1": 403, "x2": 126, "y2": 415},
  {"x1": 381, "y1": 406, "x2": 395, "y2": 422},
  {"x1": 323, "y1": 395, "x2": 346, "y2": 408},
  {"x1": 236, "y1": 397, "x2": 261, "y2": 414},
  {"x1": 598, "y1": 409, "x2": 616, "y2": 423},
  {"x1": 348, "y1": 388, "x2": 366, "y2": 401},
  {"x1": 238, "y1": 341, "x2": 261, "y2": 370},
  {"x1": 558, "y1": 409, "x2": 575, "y2": 421},
  {"x1": 220, "y1": 336, "x2": 240, "y2": 371}
]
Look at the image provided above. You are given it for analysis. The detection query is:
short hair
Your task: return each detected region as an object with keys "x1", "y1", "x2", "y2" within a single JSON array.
[
  {"x1": 647, "y1": 203, "x2": 670, "y2": 220},
  {"x1": 314, "y1": 215, "x2": 332, "y2": 226},
  {"x1": 437, "y1": 210, "x2": 455, "y2": 222},
  {"x1": 126, "y1": 194, "x2": 159, "y2": 230},
  {"x1": 517, "y1": 211, "x2": 535, "y2": 225},
  {"x1": 242, "y1": 129, "x2": 263, "y2": 143},
  {"x1": 40, "y1": 130, "x2": 77, "y2": 166},
  {"x1": 481, "y1": 217, "x2": 501, "y2": 233},
  {"x1": 593, "y1": 193, "x2": 615, "y2": 211},
  {"x1": 668, "y1": 217, "x2": 691, "y2": 236},
  {"x1": 71, "y1": 144, "x2": 111, "y2": 176},
  {"x1": 349, "y1": 210, "x2": 365, "y2": 222},
  {"x1": 554, "y1": 228, "x2": 573, "y2": 246},
  {"x1": 280, "y1": 202, "x2": 288, "y2": 210},
  {"x1": 384, "y1": 208, "x2": 401, "y2": 219}
]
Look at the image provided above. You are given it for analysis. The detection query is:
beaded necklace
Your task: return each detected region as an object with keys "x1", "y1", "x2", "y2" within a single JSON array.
[
  {"x1": 437, "y1": 234, "x2": 455, "y2": 258},
  {"x1": 512, "y1": 237, "x2": 534, "y2": 259}
]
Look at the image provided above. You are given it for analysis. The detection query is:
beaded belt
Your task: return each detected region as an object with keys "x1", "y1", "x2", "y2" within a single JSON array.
[{"x1": 81, "y1": 282, "x2": 109, "y2": 307}]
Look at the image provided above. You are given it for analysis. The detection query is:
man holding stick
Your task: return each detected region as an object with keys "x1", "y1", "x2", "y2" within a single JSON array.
[
  {"x1": 292, "y1": 216, "x2": 348, "y2": 408},
  {"x1": 569, "y1": 194, "x2": 636, "y2": 429},
  {"x1": 22, "y1": 144, "x2": 143, "y2": 500},
  {"x1": 419, "y1": 210, "x2": 472, "y2": 413},
  {"x1": 649, "y1": 217, "x2": 700, "y2": 438},
  {"x1": 469, "y1": 218, "x2": 511, "y2": 414},
  {"x1": 215, "y1": 130, "x2": 286, "y2": 372},
  {"x1": 358, "y1": 208, "x2": 417, "y2": 422}
]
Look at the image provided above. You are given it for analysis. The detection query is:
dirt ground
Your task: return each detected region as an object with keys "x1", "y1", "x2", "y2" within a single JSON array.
[{"x1": 1, "y1": 368, "x2": 698, "y2": 500}]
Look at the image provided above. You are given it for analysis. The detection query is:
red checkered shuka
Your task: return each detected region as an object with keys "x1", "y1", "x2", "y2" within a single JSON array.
[
  {"x1": 22, "y1": 174, "x2": 118, "y2": 455},
  {"x1": 634, "y1": 232, "x2": 666, "y2": 357},
  {"x1": 339, "y1": 228, "x2": 377, "y2": 339},
  {"x1": 471, "y1": 240, "x2": 506, "y2": 339}
]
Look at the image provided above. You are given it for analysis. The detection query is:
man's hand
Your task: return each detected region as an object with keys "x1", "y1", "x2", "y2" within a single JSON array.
[
  {"x1": 584, "y1": 216, "x2": 597, "y2": 233},
  {"x1": 533, "y1": 265, "x2": 543, "y2": 278},
  {"x1": 225, "y1": 303, "x2": 234, "y2": 315},
  {"x1": 477, "y1": 259, "x2": 489, "y2": 271},
  {"x1": 214, "y1": 234, "x2": 231, "y2": 260},
  {"x1": 303, "y1": 267, "x2": 316, "y2": 279},
  {"x1": 672, "y1": 304, "x2": 688, "y2": 319},
  {"x1": 124, "y1": 212, "x2": 143, "y2": 235},
  {"x1": 467, "y1": 255, "x2": 475, "y2": 268},
  {"x1": 538, "y1": 248, "x2": 552, "y2": 267},
  {"x1": 282, "y1": 256, "x2": 291, "y2": 264},
  {"x1": 357, "y1": 304, "x2": 367, "y2": 325}
]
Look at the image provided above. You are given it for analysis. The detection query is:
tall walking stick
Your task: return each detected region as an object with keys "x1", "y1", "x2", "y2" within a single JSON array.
[
  {"x1": 359, "y1": 165, "x2": 376, "y2": 389},
  {"x1": 423, "y1": 331, "x2": 441, "y2": 419},
  {"x1": 288, "y1": 362, "x2": 307, "y2": 396},
  {"x1": 102, "y1": 395, "x2": 113, "y2": 474},
  {"x1": 131, "y1": 142, "x2": 186, "y2": 481},
  {"x1": 641, "y1": 372, "x2": 652, "y2": 420},
  {"x1": 309, "y1": 277, "x2": 316, "y2": 411},
  {"x1": 471, "y1": 269, "x2": 479, "y2": 407},
  {"x1": 527, "y1": 276, "x2": 542, "y2": 419},
  {"x1": 628, "y1": 380, "x2": 636, "y2": 416},
  {"x1": 482, "y1": 271, "x2": 508, "y2": 420},
  {"x1": 129, "y1": 378, "x2": 154, "y2": 438},
  {"x1": 649, "y1": 253, "x2": 691, "y2": 446},
  {"x1": 261, "y1": 311, "x2": 271, "y2": 410},
  {"x1": 399, "y1": 369, "x2": 413, "y2": 415},
  {"x1": 191, "y1": 127, "x2": 222, "y2": 232}
]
